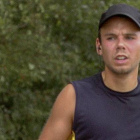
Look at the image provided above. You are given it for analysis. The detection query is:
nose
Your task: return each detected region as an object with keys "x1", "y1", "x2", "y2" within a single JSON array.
[{"x1": 116, "y1": 37, "x2": 125, "y2": 51}]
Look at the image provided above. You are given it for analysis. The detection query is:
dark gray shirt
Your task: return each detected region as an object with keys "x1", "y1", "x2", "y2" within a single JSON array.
[{"x1": 71, "y1": 73, "x2": 140, "y2": 140}]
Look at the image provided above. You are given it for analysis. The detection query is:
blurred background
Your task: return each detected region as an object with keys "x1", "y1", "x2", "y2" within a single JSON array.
[{"x1": 0, "y1": 0, "x2": 140, "y2": 139}]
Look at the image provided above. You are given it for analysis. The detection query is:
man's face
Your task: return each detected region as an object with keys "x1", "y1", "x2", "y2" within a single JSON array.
[{"x1": 96, "y1": 16, "x2": 140, "y2": 75}]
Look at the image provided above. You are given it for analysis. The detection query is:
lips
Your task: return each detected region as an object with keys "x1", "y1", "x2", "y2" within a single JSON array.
[
  {"x1": 116, "y1": 56, "x2": 127, "y2": 60},
  {"x1": 115, "y1": 55, "x2": 128, "y2": 64}
]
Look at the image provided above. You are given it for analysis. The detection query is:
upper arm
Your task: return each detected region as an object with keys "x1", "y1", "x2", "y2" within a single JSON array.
[{"x1": 39, "y1": 84, "x2": 76, "y2": 140}]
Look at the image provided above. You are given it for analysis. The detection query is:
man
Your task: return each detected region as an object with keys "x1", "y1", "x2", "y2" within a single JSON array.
[{"x1": 39, "y1": 4, "x2": 140, "y2": 140}]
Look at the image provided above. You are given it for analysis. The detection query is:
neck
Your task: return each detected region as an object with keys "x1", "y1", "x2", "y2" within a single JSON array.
[{"x1": 102, "y1": 70, "x2": 138, "y2": 92}]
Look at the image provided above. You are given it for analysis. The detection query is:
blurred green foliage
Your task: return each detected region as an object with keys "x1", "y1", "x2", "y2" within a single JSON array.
[{"x1": 0, "y1": 0, "x2": 140, "y2": 139}]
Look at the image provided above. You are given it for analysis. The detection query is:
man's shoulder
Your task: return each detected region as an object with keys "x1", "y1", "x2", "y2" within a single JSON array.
[
  {"x1": 72, "y1": 72, "x2": 101, "y2": 84},
  {"x1": 70, "y1": 72, "x2": 102, "y2": 90}
]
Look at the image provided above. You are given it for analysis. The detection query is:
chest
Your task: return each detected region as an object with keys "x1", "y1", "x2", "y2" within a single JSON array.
[{"x1": 74, "y1": 92, "x2": 140, "y2": 140}]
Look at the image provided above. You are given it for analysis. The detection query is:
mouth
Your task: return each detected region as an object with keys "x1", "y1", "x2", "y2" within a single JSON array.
[
  {"x1": 116, "y1": 56, "x2": 127, "y2": 60},
  {"x1": 114, "y1": 55, "x2": 128, "y2": 64}
]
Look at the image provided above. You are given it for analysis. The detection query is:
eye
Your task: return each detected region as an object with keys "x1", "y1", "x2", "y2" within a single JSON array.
[
  {"x1": 107, "y1": 37, "x2": 115, "y2": 40},
  {"x1": 125, "y1": 36, "x2": 134, "y2": 40},
  {"x1": 125, "y1": 35, "x2": 136, "y2": 40}
]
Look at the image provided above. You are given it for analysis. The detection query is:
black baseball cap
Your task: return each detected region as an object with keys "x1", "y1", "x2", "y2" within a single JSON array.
[{"x1": 99, "y1": 4, "x2": 140, "y2": 29}]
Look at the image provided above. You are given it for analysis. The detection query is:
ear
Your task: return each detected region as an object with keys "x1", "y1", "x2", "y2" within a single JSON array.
[{"x1": 96, "y1": 38, "x2": 102, "y2": 55}]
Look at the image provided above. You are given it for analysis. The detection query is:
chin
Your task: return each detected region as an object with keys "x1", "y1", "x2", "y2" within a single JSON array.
[{"x1": 108, "y1": 66, "x2": 136, "y2": 75}]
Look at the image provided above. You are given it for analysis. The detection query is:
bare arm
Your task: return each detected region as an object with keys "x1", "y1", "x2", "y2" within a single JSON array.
[{"x1": 38, "y1": 84, "x2": 76, "y2": 140}]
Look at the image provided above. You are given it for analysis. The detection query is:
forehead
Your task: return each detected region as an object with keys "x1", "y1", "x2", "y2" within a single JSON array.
[{"x1": 100, "y1": 16, "x2": 140, "y2": 32}]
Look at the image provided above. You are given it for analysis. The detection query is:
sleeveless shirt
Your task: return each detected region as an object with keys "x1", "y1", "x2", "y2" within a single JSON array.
[{"x1": 71, "y1": 72, "x2": 140, "y2": 140}]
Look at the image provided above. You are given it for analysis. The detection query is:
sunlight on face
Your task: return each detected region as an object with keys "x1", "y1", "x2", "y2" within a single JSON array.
[{"x1": 99, "y1": 16, "x2": 140, "y2": 75}]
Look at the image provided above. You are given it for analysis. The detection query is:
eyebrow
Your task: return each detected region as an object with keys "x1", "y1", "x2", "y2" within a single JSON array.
[
  {"x1": 104, "y1": 33, "x2": 137, "y2": 36},
  {"x1": 104, "y1": 33, "x2": 116, "y2": 36},
  {"x1": 124, "y1": 33, "x2": 137, "y2": 36}
]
